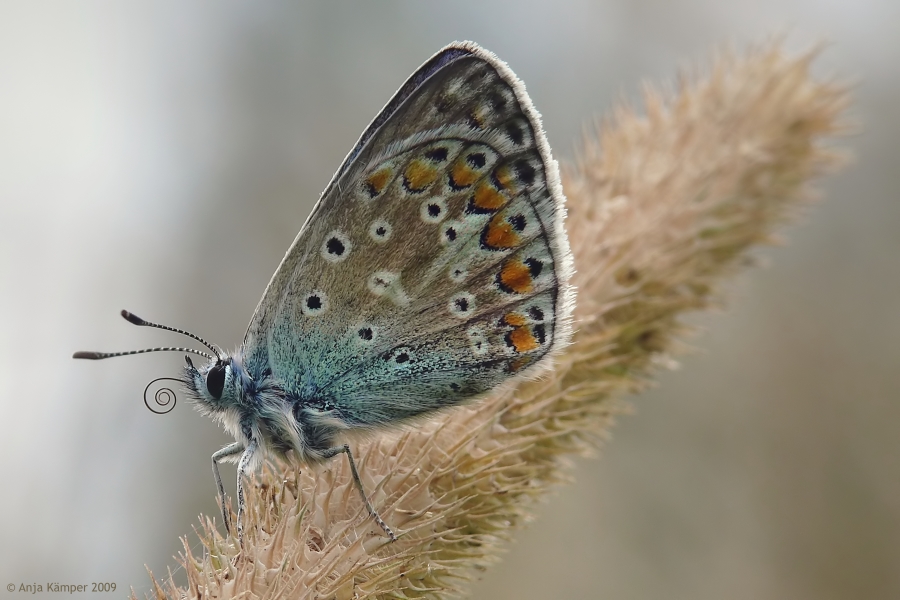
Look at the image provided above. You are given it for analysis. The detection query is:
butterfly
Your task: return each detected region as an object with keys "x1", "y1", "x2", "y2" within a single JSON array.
[{"x1": 75, "y1": 41, "x2": 574, "y2": 544}]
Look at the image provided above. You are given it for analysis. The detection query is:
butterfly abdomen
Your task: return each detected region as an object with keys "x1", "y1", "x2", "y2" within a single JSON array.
[{"x1": 290, "y1": 404, "x2": 355, "y2": 462}]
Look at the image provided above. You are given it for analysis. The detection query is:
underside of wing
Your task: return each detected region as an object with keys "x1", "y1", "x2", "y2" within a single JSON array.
[{"x1": 242, "y1": 41, "x2": 573, "y2": 427}]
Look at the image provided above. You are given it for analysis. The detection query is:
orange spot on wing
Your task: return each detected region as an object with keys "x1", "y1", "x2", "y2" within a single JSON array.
[
  {"x1": 483, "y1": 214, "x2": 521, "y2": 249},
  {"x1": 493, "y1": 165, "x2": 515, "y2": 191},
  {"x1": 450, "y1": 161, "x2": 480, "y2": 188},
  {"x1": 404, "y1": 160, "x2": 439, "y2": 192},
  {"x1": 499, "y1": 262, "x2": 533, "y2": 294},
  {"x1": 472, "y1": 181, "x2": 507, "y2": 212},
  {"x1": 508, "y1": 326, "x2": 539, "y2": 353},
  {"x1": 365, "y1": 168, "x2": 392, "y2": 196},
  {"x1": 503, "y1": 312, "x2": 528, "y2": 327}
]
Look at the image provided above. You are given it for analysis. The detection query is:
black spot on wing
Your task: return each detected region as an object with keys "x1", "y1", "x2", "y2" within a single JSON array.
[
  {"x1": 425, "y1": 147, "x2": 448, "y2": 162},
  {"x1": 505, "y1": 122, "x2": 524, "y2": 145},
  {"x1": 509, "y1": 214, "x2": 527, "y2": 232},
  {"x1": 515, "y1": 160, "x2": 536, "y2": 185},
  {"x1": 524, "y1": 257, "x2": 543, "y2": 277},
  {"x1": 466, "y1": 152, "x2": 486, "y2": 168},
  {"x1": 326, "y1": 237, "x2": 345, "y2": 257}
]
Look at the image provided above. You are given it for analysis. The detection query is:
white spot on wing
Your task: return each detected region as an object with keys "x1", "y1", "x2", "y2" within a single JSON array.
[
  {"x1": 321, "y1": 230, "x2": 352, "y2": 263},
  {"x1": 448, "y1": 292, "x2": 476, "y2": 318},
  {"x1": 368, "y1": 219, "x2": 392, "y2": 243},
  {"x1": 352, "y1": 323, "x2": 378, "y2": 346},
  {"x1": 301, "y1": 290, "x2": 329, "y2": 317},
  {"x1": 420, "y1": 198, "x2": 448, "y2": 224},
  {"x1": 440, "y1": 220, "x2": 463, "y2": 245},
  {"x1": 367, "y1": 271, "x2": 410, "y2": 307},
  {"x1": 449, "y1": 265, "x2": 468, "y2": 283}
]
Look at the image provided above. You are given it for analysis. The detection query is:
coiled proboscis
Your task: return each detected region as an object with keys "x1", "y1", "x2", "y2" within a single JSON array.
[{"x1": 143, "y1": 377, "x2": 181, "y2": 414}]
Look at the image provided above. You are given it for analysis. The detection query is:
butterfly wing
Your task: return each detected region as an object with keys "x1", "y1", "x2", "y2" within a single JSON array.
[{"x1": 242, "y1": 41, "x2": 573, "y2": 427}]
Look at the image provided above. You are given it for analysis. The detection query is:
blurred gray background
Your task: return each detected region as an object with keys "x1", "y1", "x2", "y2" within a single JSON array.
[{"x1": 1, "y1": 1, "x2": 897, "y2": 599}]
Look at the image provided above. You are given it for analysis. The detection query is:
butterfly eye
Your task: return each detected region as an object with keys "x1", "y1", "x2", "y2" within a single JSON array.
[{"x1": 206, "y1": 363, "x2": 226, "y2": 399}]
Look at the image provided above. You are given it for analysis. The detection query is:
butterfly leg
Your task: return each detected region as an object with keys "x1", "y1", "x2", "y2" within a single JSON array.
[
  {"x1": 236, "y1": 438, "x2": 259, "y2": 545},
  {"x1": 322, "y1": 444, "x2": 396, "y2": 541},
  {"x1": 211, "y1": 442, "x2": 244, "y2": 535}
]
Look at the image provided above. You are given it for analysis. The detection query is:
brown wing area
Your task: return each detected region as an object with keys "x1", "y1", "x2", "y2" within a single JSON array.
[{"x1": 242, "y1": 42, "x2": 572, "y2": 415}]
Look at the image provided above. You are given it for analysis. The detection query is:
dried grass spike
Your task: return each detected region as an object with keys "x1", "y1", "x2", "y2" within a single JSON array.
[{"x1": 138, "y1": 40, "x2": 849, "y2": 600}]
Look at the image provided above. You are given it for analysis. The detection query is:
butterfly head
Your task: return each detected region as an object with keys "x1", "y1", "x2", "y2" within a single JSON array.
[
  {"x1": 73, "y1": 310, "x2": 253, "y2": 416},
  {"x1": 183, "y1": 353, "x2": 249, "y2": 414}
]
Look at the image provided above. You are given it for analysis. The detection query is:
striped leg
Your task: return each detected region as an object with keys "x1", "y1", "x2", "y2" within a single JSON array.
[
  {"x1": 235, "y1": 438, "x2": 259, "y2": 545},
  {"x1": 322, "y1": 444, "x2": 396, "y2": 541},
  {"x1": 211, "y1": 442, "x2": 243, "y2": 535}
]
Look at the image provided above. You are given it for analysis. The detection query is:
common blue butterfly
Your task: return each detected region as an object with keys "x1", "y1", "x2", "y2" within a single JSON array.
[{"x1": 75, "y1": 41, "x2": 574, "y2": 543}]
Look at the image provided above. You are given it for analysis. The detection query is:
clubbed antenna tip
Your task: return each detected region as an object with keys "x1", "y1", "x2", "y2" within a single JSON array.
[
  {"x1": 116, "y1": 309, "x2": 223, "y2": 359},
  {"x1": 73, "y1": 307, "x2": 218, "y2": 361},
  {"x1": 121, "y1": 309, "x2": 144, "y2": 326}
]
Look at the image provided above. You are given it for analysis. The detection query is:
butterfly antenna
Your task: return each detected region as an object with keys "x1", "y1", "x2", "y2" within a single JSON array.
[
  {"x1": 72, "y1": 310, "x2": 223, "y2": 361},
  {"x1": 74, "y1": 347, "x2": 215, "y2": 361},
  {"x1": 118, "y1": 310, "x2": 224, "y2": 359}
]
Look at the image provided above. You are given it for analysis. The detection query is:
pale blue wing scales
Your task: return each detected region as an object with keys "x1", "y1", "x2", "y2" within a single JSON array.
[{"x1": 324, "y1": 288, "x2": 561, "y2": 426}]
